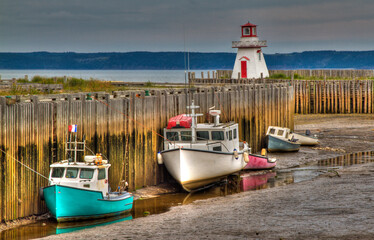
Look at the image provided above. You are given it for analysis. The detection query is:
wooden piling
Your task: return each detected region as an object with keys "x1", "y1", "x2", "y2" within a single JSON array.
[{"x1": 0, "y1": 84, "x2": 294, "y2": 222}]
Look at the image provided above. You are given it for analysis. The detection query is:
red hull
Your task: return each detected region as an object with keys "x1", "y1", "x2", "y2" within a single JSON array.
[{"x1": 244, "y1": 154, "x2": 276, "y2": 170}]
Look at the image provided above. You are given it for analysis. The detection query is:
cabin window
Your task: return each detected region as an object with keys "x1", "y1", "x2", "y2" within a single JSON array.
[
  {"x1": 197, "y1": 131, "x2": 209, "y2": 141},
  {"x1": 233, "y1": 129, "x2": 237, "y2": 139},
  {"x1": 212, "y1": 131, "x2": 224, "y2": 140},
  {"x1": 269, "y1": 128, "x2": 276, "y2": 134},
  {"x1": 166, "y1": 132, "x2": 179, "y2": 141},
  {"x1": 181, "y1": 131, "x2": 192, "y2": 141},
  {"x1": 277, "y1": 130, "x2": 284, "y2": 136},
  {"x1": 228, "y1": 130, "x2": 233, "y2": 140},
  {"x1": 51, "y1": 168, "x2": 65, "y2": 178},
  {"x1": 80, "y1": 169, "x2": 94, "y2": 179},
  {"x1": 98, "y1": 168, "x2": 106, "y2": 180},
  {"x1": 65, "y1": 168, "x2": 78, "y2": 178},
  {"x1": 213, "y1": 146, "x2": 222, "y2": 151},
  {"x1": 285, "y1": 132, "x2": 289, "y2": 139}
]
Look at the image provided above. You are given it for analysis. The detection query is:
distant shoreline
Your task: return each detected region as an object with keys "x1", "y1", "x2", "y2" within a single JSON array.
[{"x1": 1, "y1": 50, "x2": 374, "y2": 70}]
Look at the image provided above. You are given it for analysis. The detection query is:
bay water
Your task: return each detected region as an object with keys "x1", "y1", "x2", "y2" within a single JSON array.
[{"x1": 0, "y1": 69, "x2": 214, "y2": 83}]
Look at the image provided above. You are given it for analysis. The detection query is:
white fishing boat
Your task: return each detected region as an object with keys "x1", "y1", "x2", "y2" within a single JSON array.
[
  {"x1": 157, "y1": 101, "x2": 250, "y2": 192},
  {"x1": 290, "y1": 130, "x2": 319, "y2": 146}
]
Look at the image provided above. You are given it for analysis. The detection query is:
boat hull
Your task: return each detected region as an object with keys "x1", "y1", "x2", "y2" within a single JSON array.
[
  {"x1": 161, "y1": 148, "x2": 247, "y2": 192},
  {"x1": 43, "y1": 185, "x2": 133, "y2": 222},
  {"x1": 291, "y1": 133, "x2": 319, "y2": 146},
  {"x1": 243, "y1": 153, "x2": 276, "y2": 170},
  {"x1": 267, "y1": 135, "x2": 300, "y2": 152}
]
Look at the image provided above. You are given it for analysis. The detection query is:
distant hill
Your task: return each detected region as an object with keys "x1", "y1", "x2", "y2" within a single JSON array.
[{"x1": 0, "y1": 51, "x2": 373, "y2": 70}]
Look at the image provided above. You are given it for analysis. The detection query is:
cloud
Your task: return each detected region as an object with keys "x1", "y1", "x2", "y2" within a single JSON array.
[{"x1": 0, "y1": 0, "x2": 374, "y2": 52}]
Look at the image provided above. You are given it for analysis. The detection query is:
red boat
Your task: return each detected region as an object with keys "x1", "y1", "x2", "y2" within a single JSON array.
[{"x1": 243, "y1": 153, "x2": 276, "y2": 170}]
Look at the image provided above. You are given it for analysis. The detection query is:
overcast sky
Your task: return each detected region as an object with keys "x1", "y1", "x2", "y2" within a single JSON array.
[{"x1": 1, "y1": 0, "x2": 374, "y2": 54}]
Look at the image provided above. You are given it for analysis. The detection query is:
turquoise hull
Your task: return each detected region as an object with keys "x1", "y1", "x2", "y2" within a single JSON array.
[
  {"x1": 43, "y1": 185, "x2": 133, "y2": 222},
  {"x1": 267, "y1": 135, "x2": 300, "y2": 152}
]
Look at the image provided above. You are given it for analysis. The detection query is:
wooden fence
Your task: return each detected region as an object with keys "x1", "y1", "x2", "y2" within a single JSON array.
[
  {"x1": 189, "y1": 72, "x2": 374, "y2": 114},
  {"x1": 269, "y1": 69, "x2": 374, "y2": 78},
  {"x1": 0, "y1": 84, "x2": 294, "y2": 222},
  {"x1": 293, "y1": 80, "x2": 373, "y2": 114}
]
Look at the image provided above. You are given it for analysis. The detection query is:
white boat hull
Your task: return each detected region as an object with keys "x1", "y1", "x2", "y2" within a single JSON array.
[
  {"x1": 291, "y1": 133, "x2": 319, "y2": 146},
  {"x1": 161, "y1": 148, "x2": 247, "y2": 192}
]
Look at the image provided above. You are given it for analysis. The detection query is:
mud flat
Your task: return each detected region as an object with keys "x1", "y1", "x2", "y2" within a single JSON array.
[{"x1": 41, "y1": 115, "x2": 374, "y2": 240}]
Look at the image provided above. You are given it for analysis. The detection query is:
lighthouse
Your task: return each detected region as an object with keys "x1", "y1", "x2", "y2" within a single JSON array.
[{"x1": 231, "y1": 22, "x2": 269, "y2": 79}]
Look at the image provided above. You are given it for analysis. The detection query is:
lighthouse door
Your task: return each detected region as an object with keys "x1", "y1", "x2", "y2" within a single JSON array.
[{"x1": 241, "y1": 61, "x2": 247, "y2": 78}]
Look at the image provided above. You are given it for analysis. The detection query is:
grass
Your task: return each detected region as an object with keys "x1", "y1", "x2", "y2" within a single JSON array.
[
  {"x1": 0, "y1": 76, "x2": 128, "y2": 96},
  {"x1": 0, "y1": 76, "x2": 187, "y2": 96}
]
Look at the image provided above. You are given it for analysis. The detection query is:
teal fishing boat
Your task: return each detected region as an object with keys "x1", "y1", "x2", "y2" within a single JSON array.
[
  {"x1": 42, "y1": 125, "x2": 133, "y2": 222},
  {"x1": 266, "y1": 126, "x2": 300, "y2": 152}
]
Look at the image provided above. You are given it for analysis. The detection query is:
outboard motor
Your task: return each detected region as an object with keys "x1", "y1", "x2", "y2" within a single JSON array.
[{"x1": 305, "y1": 130, "x2": 311, "y2": 136}]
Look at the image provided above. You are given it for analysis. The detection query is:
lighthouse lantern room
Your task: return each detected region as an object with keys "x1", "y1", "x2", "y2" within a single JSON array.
[{"x1": 231, "y1": 22, "x2": 269, "y2": 79}]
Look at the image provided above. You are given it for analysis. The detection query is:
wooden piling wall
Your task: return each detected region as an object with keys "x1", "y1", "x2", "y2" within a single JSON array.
[
  {"x1": 269, "y1": 69, "x2": 374, "y2": 78},
  {"x1": 293, "y1": 80, "x2": 374, "y2": 114},
  {"x1": 190, "y1": 71, "x2": 374, "y2": 114},
  {"x1": 0, "y1": 84, "x2": 293, "y2": 222}
]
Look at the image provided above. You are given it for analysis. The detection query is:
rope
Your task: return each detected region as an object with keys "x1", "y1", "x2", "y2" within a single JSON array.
[{"x1": 0, "y1": 148, "x2": 49, "y2": 181}]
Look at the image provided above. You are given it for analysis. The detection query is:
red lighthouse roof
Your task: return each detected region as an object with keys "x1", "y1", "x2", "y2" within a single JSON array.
[
  {"x1": 241, "y1": 22, "x2": 258, "y2": 37},
  {"x1": 241, "y1": 22, "x2": 257, "y2": 27}
]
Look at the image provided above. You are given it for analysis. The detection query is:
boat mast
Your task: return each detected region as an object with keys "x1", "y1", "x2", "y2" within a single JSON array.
[{"x1": 187, "y1": 100, "x2": 202, "y2": 143}]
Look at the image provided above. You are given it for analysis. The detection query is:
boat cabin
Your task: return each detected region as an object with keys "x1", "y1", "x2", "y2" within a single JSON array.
[
  {"x1": 164, "y1": 122, "x2": 240, "y2": 152},
  {"x1": 266, "y1": 126, "x2": 292, "y2": 140},
  {"x1": 48, "y1": 156, "x2": 111, "y2": 196}
]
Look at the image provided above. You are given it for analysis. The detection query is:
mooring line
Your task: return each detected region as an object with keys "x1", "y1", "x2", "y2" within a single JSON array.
[{"x1": 0, "y1": 148, "x2": 49, "y2": 180}]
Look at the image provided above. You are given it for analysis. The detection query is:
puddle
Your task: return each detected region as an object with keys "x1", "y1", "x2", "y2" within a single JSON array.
[{"x1": 2, "y1": 151, "x2": 374, "y2": 240}]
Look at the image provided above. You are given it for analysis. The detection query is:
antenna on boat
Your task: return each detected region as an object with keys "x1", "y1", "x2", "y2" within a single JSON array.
[{"x1": 187, "y1": 100, "x2": 203, "y2": 143}]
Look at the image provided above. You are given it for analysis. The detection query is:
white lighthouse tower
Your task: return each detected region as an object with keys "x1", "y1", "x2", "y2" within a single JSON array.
[{"x1": 231, "y1": 22, "x2": 269, "y2": 79}]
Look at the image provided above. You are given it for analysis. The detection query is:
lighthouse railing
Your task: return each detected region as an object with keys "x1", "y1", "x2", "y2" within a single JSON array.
[{"x1": 232, "y1": 40, "x2": 267, "y2": 48}]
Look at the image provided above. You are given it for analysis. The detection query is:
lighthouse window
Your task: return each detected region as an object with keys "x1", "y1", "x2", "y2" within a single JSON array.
[
  {"x1": 258, "y1": 52, "x2": 261, "y2": 61},
  {"x1": 181, "y1": 131, "x2": 192, "y2": 141},
  {"x1": 80, "y1": 168, "x2": 94, "y2": 179},
  {"x1": 252, "y1": 27, "x2": 257, "y2": 35},
  {"x1": 244, "y1": 27, "x2": 250, "y2": 35},
  {"x1": 51, "y1": 168, "x2": 65, "y2": 178}
]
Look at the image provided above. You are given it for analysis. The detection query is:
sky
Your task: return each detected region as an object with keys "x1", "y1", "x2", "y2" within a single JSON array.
[{"x1": 1, "y1": 0, "x2": 374, "y2": 54}]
